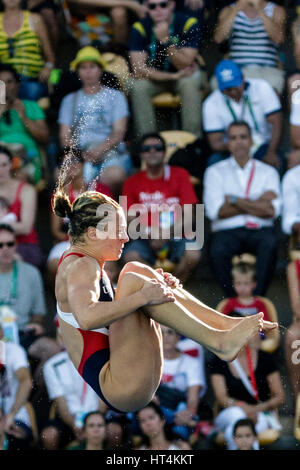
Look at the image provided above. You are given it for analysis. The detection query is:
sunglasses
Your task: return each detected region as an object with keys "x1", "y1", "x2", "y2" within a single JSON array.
[
  {"x1": 7, "y1": 38, "x2": 15, "y2": 59},
  {"x1": 0, "y1": 241, "x2": 15, "y2": 248},
  {"x1": 148, "y1": 1, "x2": 169, "y2": 10},
  {"x1": 141, "y1": 144, "x2": 165, "y2": 152}
]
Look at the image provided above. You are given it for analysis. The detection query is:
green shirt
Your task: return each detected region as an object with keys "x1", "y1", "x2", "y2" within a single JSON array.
[{"x1": 0, "y1": 100, "x2": 45, "y2": 159}]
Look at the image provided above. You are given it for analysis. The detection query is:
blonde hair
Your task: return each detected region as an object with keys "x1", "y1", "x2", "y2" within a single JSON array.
[
  {"x1": 52, "y1": 155, "x2": 119, "y2": 244},
  {"x1": 231, "y1": 261, "x2": 257, "y2": 282}
]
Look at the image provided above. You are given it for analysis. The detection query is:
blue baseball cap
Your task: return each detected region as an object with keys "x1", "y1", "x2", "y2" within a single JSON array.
[{"x1": 215, "y1": 60, "x2": 243, "y2": 91}]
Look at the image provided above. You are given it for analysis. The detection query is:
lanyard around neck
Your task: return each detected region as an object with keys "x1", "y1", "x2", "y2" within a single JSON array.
[
  {"x1": 225, "y1": 94, "x2": 259, "y2": 133},
  {"x1": 0, "y1": 260, "x2": 18, "y2": 304},
  {"x1": 245, "y1": 345, "x2": 259, "y2": 401}
]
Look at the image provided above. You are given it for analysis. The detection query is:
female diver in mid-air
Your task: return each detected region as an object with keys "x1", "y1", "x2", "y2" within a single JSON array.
[{"x1": 53, "y1": 162, "x2": 277, "y2": 413}]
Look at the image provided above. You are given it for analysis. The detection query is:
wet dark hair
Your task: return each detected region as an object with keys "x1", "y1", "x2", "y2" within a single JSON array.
[
  {"x1": 139, "y1": 133, "x2": 166, "y2": 153},
  {"x1": 52, "y1": 151, "x2": 120, "y2": 244},
  {"x1": 136, "y1": 401, "x2": 181, "y2": 448},
  {"x1": 233, "y1": 418, "x2": 257, "y2": 437},
  {"x1": 0, "y1": 63, "x2": 20, "y2": 82},
  {"x1": 0, "y1": 145, "x2": 13, "y2": 161},
  {"x1": 83, "y1": 411, "x2": 106, "y2": 429}
]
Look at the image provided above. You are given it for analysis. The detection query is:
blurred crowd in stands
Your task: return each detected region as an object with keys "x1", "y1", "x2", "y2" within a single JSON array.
[{"x1": 1, "y1": 0, "x2": 300, "y2": 451}]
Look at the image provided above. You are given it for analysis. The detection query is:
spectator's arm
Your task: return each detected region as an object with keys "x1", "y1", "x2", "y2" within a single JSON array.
[
  {"x1": 59, "y1": 124, "x2": 73, "y2": 148},
  {"x1": 7, "y1": 367, "x2": 32, "y2": 420},
  {"x1": 31, "y1": 13, "x2": 55, "y2": 64},
  {"x1": 186, "y1": 384, "x2": 201, "y2": 417},
  {"x1": 218, "y1": 197, "x2": 246, "y2": 219},
  {"x1": 203, "y1": 166, "x2": 244, "y2": 220},
  {"x1": 232, "y1": 192, "x2": 276, "y2": 218},
  {"x1": 207, "y1": 132, "x2": 228, "y2": 153},
  {"x1": 290, "y1": 125, "x2": 300, "y2": 149},
  {"x1": 174, "y1": 385, "x2": 200, "y2": 427},
  {"x1": 258, "y1": 4, "x2": 286, "y2": 45},
  {"x1": 265, "y1": 111, "x2": 282, "y2": 163},
  {"x1": 10, "y1": 184, "x2": 37, "y2": 236},
  {"x1": 38, "y1": 7, "x2": 60, "y2": 49},
  {"x1": 23, "y1": 118, "x2": 49, "y2": 145},
  {"x1": 11, "y1": 100, "x2": 49, "y2": 144},
  {"x1": 210, "y1": 373, "x2": 234, "y2": 408},
  {"x1": 213, "y1": 4, "x2": 239, "y2": 44},
  {"x1": 287, "y1": 262, "x2": 300, "y2": 318},
  {"x1": 292, "y1": 18, "x2": 300, "y2": 70},
  {"x1": 282, "y1": 172, "x2": 300, "y2": 234},
  {"x1": 68, "y1": 0, "x2": 144, "y2": 9},
  {"x1": 54, "y1": 396, "x2": 76, "y2": 430},
  {"x1": 129, "y1": 51, "x2": 179, "y2": 81},
  {"x1": 167, "y1": 46, "x2": 198, "y2": 70},
  {"x1": 255, "y1": 371, "x2": 285, "y2": 412}
]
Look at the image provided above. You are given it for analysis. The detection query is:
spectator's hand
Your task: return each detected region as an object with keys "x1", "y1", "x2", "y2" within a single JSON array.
[
  {"x1": 4, "y1": 413, "x2": 26, "y2": 438},
  {"x1": 24, "y1": 323, "x2": 45, "y2": 336},
  {"x1": 153, "y1": 21, "x2": 170, "y2": 43},
  {"x1": 240, "y1": 403, "x2": 258, "y2": 423},
  {"x1": 11, "y1": 99, "x2": 26, "y2": 121},
  {"x1": 174, "y1": 63, "x2": 198, "y2": 80},
  {"x1": 71, "y1": 423, "x2": 83, "y2": 441},
  {"x1": 184, "y1": 0, "x2": 204, "y2": 10},
  {"x1": 39, "y1": 65, "x2": 51, "y2": 83},
  {"x1": 174, "y1": 409, "x2": 194, "y2": 426},
  {"x1": 82, "y1": 149, "x2": 104, "y2": 164},
  {"x1": 130, "y1": 1, "x2": 148, "y2": 18}
]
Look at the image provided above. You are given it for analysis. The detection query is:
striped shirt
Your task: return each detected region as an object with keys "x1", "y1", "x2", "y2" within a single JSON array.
[
  {"x1": 0, "y1": 11, "x2": 44, "y2": 78},
  {"x1": 229, "y1": 2, "x2": 279, "y2": 68}
]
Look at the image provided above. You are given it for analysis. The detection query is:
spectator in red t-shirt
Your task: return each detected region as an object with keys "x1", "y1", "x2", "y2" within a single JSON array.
[
  {"x1": 216, "y1": 258, "x2": 280, "y2": 353},
  {"x1": 122, "y1": 133, "x2": 201, "y2": 283}
]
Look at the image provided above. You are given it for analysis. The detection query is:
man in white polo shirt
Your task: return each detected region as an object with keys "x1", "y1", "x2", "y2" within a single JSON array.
[
  {"x1": 203, "y1": 121, "x2": 281, "y2": 297},
  {"x1": 202, "y1": 60, "x2": 282, "y2": 170},
  {"x1": 282, "y1": 162, "x2": 300, "y2": 248}
]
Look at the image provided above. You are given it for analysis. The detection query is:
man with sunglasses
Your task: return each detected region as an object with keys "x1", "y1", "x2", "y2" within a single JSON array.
[
  {"x1": 122, "y1": 133, "x2": 201, "y2": 283},
  {"x1": 0, "y1": 224, "x2": 47, "y2": 348},
  {"x1": 129, "y1": 0, "x2": 203, "y2": 138}
]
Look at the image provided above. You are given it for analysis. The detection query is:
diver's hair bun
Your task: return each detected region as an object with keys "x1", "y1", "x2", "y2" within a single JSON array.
[{"x1": 52, "y1": 189, "x2": 72, "y2": 219}]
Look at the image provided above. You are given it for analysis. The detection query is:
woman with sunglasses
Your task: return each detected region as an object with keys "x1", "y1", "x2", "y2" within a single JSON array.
[
  {"x1": 53, "y1": 157, "x2": 277, "y2": 414},
  {"x1": 0, "y1": 145, "x2": 44, "y2": 268},
  {"x1": 0, "y1": 0, "x2": 55, "y2": 101}
]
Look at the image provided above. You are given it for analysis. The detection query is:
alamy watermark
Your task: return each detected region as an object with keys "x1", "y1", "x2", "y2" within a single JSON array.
[
  {"x1": 95, "y1": 197, "x2": 204, "y2": 251},
  {"x1": 0, "y1": 80, "x2": 5, "y2": 104},
  {"x1": 291, "y1": 339, "x2": 300, "y2": 365}
]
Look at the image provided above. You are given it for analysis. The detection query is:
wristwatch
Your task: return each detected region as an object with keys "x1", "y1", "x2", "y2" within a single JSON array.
[{"x1": 229, "y1": 195, "x2": 238, "y2": 204}]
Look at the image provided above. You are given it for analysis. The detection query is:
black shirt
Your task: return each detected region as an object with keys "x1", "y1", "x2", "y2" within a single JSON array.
[
  {"x1": 129, "y1": 12, "x2": 200, "y2": 72},
  {"x1": 208, "y1": 350, "x2": 278, "y2": 404}
]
